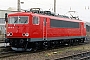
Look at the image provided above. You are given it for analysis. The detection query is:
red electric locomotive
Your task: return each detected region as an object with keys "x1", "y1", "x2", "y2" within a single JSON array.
[{"x1": 5, "y1": 8, "x2": 86, "y2": 51}]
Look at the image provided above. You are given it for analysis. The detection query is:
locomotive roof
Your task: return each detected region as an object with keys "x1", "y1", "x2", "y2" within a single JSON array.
[
  {"x1": 8, "y1": 12, "x2": 84, "y2": 23},
  {"x1": 8, "y1": 12, "x2": 31, "y2": 16}
]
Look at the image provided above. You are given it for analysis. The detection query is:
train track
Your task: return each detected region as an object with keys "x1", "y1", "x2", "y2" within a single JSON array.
[
  {"x1": 0, "y1": 51, "x2": 31, "y2": 58},
  {"x1": 54, "y1": 51, "x2": 90, "y2": 60},
  {"x1": 0, "y1": 46, "x2": 34, "y2": 59},
  {"x1": 0, "y1": 40, "x2": 89, "y2": 59},
  {"x1": 0, "y1": 51, "x2": 16, "y2": 58},
  {"x1": 0, "y1": 46, "x2": 16, "y2": 58}
]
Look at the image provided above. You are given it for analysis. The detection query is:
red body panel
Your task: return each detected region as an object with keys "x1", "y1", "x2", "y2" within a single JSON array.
[{"x1": 6, "y1": 12, "x2": 86, "y2": 40}]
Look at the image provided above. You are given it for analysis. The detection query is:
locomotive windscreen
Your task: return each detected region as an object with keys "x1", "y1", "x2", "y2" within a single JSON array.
[{"x1": 8, "y1": 16, "x2": 28, "y2": 24}]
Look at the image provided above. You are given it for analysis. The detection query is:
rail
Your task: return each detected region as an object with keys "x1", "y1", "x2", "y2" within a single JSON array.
[{"x1": 54, "y1": 51, "x2": 90, "y2": 60}]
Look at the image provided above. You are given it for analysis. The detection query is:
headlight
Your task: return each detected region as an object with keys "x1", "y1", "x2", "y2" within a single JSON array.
[
  {"x1": 7, "y1": 32, "x2": 10, "y2": 36},
  {"x1": 22, "y1": 33, "x2": 29, "y2": 37},
  {"x1": 7, "y1": 32, "x2": 13, "y2": 36},
  {"x1": 25, "y1": 33, "x2": 29, "y2": 36}
]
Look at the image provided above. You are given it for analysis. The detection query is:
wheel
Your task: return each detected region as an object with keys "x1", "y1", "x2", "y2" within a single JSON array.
[
  {"x1": 51, "y1": 41, "x2": 56, "y2": 48},
  {"x1": 32, "y1": 47, "x2": 38, "y2": 52},
  {"x1": 43, "y1": 41, "x2": 48, "y2": 49},
  {"x1": 32, "y1": 42, "x2": 40, "y2": 52}
]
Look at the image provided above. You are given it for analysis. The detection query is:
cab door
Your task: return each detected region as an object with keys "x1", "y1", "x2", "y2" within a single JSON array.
[
  {"x1": 42, "y1": 18, "x2": 48, "y2": 40},
  {"x1": 80, "y1": 22, "x2": 84, "y2": 36}
]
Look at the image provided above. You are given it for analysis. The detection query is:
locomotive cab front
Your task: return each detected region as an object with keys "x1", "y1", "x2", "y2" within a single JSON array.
[
  {"x1": 6, "y1": 12, "x2": 31, "y2": 51},
  {"x1": 7, "y1": 16, "x2": 29, "y2": 37}
]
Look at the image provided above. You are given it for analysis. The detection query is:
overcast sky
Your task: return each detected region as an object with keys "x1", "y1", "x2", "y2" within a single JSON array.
[{"x1": 0, "y1": 0, "x2": 90, "y2": 22}]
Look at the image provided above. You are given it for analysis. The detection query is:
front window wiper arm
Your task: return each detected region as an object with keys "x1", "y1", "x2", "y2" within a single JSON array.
[
  {"x1": 14, "y1": 20, "x2": 18, "y2": 23},
  {"x1": 24, "y1": 20, "x2": 27, "y2": 23}
]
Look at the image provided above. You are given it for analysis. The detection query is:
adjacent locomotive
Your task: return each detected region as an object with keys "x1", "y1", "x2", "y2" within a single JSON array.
[{"x1": 5, "y1": 8, "x2": 86, "y2": 51}]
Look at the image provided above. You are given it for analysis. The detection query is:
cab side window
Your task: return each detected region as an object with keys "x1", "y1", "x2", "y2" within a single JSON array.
[{"x1": 33, "y1": 16, "x2": 39, "y2": 25}]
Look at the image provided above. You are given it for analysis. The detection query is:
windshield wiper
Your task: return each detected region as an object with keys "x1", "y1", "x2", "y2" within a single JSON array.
[
  {"x1": 24, "y1": 20, "x2": 27, "y2": 23},
  {"x1": 14, "y1": 20, "x2": 18, "y2": 23}
]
